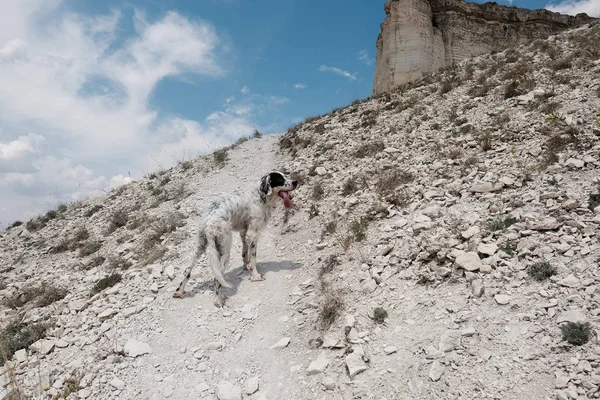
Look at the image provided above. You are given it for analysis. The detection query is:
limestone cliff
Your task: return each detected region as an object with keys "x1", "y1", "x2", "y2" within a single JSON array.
[{"x1": 372, "y1": 0, "x2": 596, "y2": 95}]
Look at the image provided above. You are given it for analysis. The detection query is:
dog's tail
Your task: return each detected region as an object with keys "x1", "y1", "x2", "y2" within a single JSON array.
[
  {"x1": 206, "y1": 236, "x2": 233, "y2": 289},
  {"x1": 173, "y1": 228, "x2": 209, "y2": 297}
]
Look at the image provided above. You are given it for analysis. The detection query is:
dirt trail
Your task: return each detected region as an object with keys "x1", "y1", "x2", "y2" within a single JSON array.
[{"x1": 118, "y1": 136, "x2": 316, "y2": 399}]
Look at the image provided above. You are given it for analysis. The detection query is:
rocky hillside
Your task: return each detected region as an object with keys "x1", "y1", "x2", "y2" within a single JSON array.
[
  {"x1": 373, "y1": 0, "x2": 596, "y2": 94},
  {"x1": 0, "y1": 21, "x2": 600, "y2": 400}
]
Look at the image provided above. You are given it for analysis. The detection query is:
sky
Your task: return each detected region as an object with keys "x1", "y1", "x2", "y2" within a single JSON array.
[{"x1": 0, "y1": 0, "x2": 598, "y2": 227}]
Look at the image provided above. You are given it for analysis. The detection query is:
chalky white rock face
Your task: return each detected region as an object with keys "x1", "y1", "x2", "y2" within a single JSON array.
[
  {"x1": 1, "y1": 23, "x2": 600, "y2": 400},
  {"x1": 372, "y1": 0, "x2": 596, "y2": 95}
]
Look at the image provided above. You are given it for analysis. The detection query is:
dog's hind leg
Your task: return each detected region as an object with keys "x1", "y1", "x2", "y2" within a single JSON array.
[
  {"x1": 206, "y1": 235, "x2": 233, "y2": 289},
  {"x1": 245, "y1": 229, "x2": 264, "y2": 282},
  {"x1": 173, "y1": 231, "x2": 207, "y2": 298}
]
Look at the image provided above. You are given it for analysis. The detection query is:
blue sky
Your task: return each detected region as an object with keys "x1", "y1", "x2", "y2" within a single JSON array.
[{"x1": 0, "y1": 0, "x2": 597, "y2": 227}]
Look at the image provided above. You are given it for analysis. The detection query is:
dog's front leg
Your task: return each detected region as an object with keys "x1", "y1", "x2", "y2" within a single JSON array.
[{"x1": 245, "y1": 230, "x2": 263, "y2": 281}]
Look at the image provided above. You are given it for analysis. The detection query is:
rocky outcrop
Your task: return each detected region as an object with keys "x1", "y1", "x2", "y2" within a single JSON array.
[{"x1": 372, "y1": 0, "x2": 596, "y2": 95}]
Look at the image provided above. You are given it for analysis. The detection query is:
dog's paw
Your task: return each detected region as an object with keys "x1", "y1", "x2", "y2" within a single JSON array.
[
  {"x1": 213, "y1": 296, "x2": 224, "y2": 308},
  {"x1": 250, "y1": 273, "x2": 264, "y2": 282},
  {"x1": 172, "y1": 291, "x2": 185, "y2": 298}
]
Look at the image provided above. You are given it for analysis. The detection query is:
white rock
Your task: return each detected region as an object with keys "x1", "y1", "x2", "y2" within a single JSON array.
[
  {"x1": 555, "y1": 374, "x2": 570, "y2": 389},
  {"x1": 470, "y1": 181, "x2": 503, "y2": 193},
  {"x1": 109, "y1": 377, "x2": 125, "y2": 390},
  {"x1": 565, "y1": 158, "x2": 585, "y2": 168},
  {"x1": 98, "y1": 308, "x2": 117, "y2": 321},
  {"x1": 306, "y1": 351, "x2": 330, "y2": 375},
  {"x1": 345, "y1": 348, "x2": 367, "y2": 378},
  {"x1": 321, "y1": 376, "x2": 337, "y2": 390},
  {"x1": 150, "y1": 283, "x2": 159, "y2": 293},
  {"x1": 121, "y1": 306, "x2": 138, "y2": 318},
  {"x1": 14, "y1": 349, "x2": 27, "y2": 363},
  {"x1": 557, "y1": 274, "x2": 580, "y2": 288},
  {"x1": 454, "y1": 252, "x2": 482, "y2": 271},
  {"x1": 123, "y1": 339, "x2": 152, "y2": 358},
  {"x1": 29, "y1": 339, "x2": 55, "y2": 355},
  {"x1": 207, "y1": 341, "x2": 223, "y2": 351},
  {"x1": 461, "y1": 226, "x2": 479, "y2": 239},
  {"x1": 68, "y1": 299, "x2": 88, "y2": 312},
  {"x1": 196, "y1": 382, "x2": 210, "y2": 392},
  {"x1": 383, "y1": 346, "x2": 397, "y2": 355},
  {"x1": 429, "y1": 360, "x2": 445, "y2": 381},
  {"x1": 217, "y1": 380, "x2": 242, "y2": 400},
  {"x1": 163, "y1": 387, "x2": 174, "y2": 398},
  {"x1": 461, "y1": 327, "x2": 477, "y2": 337},
  {"x1": 439, "y1": 331, "x2": 461, "y2": 352},
  {"x1": 494, "y1": 294, "x2": 511, "y2": 305},
  {"x1": 245, "y1": 376, "x2": 259, "y2": 395},
  {"x1": 477, "y1": 243, "x2": 498, "y2": 256},
  {"x1": 315, "y1": 167, "x2": 327, "y2": 176},
  {"x1": 270, "y1": 337, "x2": 290, "y2": 349},
  {"x1": 557, "y1": 309, "x2": 586, "y2": 324},
  {"x1": 361, "y1": 278, "x2": 378, "y2": 294},
  {"x1": 165, "y1": 265, "x2": 175, "y2": 280}
]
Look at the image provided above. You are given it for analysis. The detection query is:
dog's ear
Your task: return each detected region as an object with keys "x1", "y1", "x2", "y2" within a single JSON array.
[{"x1": 260, "y1": 175, "x2": 272, "y2": 195}]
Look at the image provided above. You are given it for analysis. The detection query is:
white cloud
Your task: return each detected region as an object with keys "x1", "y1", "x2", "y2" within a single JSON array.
[
  {"x1": 318, "y1": 65, "x2": 357, "y2": 81},
  {"x1": 358, "y1": 49, "x2": 374, "y2": 66},
  {"x1": 0, "y1": 133, "x2": 47, "y2": 169},
  {"x1": 546, "y1": 0, "x2": 600, "y2": 16},
  {"x1": 0, "y1": 1, "x2": 261, "y2": 226},
  {"x1": 241, "y1": 85, "x2": 250, "y2": 94},
  {"x1": 109, "y1": 174, "x2": 133, "y2": 189},
  {"x1": 293, "y1": 83, "x2": 307, "y2": 89}
]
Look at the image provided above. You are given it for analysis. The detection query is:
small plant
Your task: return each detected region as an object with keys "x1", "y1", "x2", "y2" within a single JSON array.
[
  {"x1": 528, "y1": 261, "x2": 557, "y2": 281},
  {"x1": 319, "y1": 255, "x2": 339, "y2": 280},
  {"x1": 500, "y1": 242, "x2": 516, "y2": 256},
  {"x1": 312, "y1": 182, "x2": 325, "y2": 200},
  {"x1": 4, "y1": 283, "x2": 67, "y2": 309},
  {"x1": 550, "y1": 58, "x2": 572, "y2": 71},
  {"x1": 349, "y1": 217, "x2": 369, "y2": 242},
  {"x1": 308, "y1": 204, "x2": 320, "y2": 219},
  {"x1": 354, "y1": 141, "x2": 385, "y2": 158},
  {"x1": 486, "y1": 216, "x2": 517, "y2": 233},
  {"x1": 7, "y1": 221, "x2": 23, "y2": 229},
  {"x1": 323, "y1": 220, "x2": 337, "y2": 235},
  {"x1": 342, "y1": 177, "x2": 358, "y2": 196},
  {"x1": 0, "y1": 321, "x2": 49, "y2": 366},
  {"x1": 91, "y1": 273, "x2": 122, "y2": 295},
  {"x1": 320, "y1": 293, "x2": 343, "y2": 330},
  {"x1": 52, "y1": 375, "x2": 81, "y2": 400},
  {"x1": 588, "y1": 192, "x2": 600, "y2": 211},
  {"x1": 180, "y1": 160, "x2": 193, "y2": 171},
  {"x1": 252, "y1": 128, "x2": 263, "y2": 139},
  {"x1": 376, "y1": 167, "x2": 414, "y2": 206},
  {"x1": 560, "y1": 322, "x2": 590, "y2": 346},
  {"x1": 213, "y1": 149, "x2": 228, "y2": 166},
  {"x1": 107, "y1": 209, "x2": 129, "y2": 233},
  {"x1": 84, "y1": 204, "x2": 103, "y2": 218},
  {"x1": 373, "y1": 307, "x2": 388, "y2": 324},
  {"x1": 86, "y1": 256, "x2": 106, "y2": 270},
  {"x1": 480, "y1": 134, "x2": 492, "y2": 151},
  {"x1": 79, "y1": 240, "x2": 102, "y2": 257},
  {"x1": 279, "y1": 135, "x2": 293, "y2": 150}
]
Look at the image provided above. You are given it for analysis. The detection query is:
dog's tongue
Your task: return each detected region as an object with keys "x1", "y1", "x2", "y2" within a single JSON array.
[{"x1": 279, "y1": 191, "x2": 291, "y2": 208}]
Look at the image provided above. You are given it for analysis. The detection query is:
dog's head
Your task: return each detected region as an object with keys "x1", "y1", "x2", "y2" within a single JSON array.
[{"x1": 259, "y1": 171, "x2": 298, "y2": 208}]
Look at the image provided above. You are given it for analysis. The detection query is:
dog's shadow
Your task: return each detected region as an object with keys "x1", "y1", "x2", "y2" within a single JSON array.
[{"x1": 187, "y1": 260, "x2": 302, "y2": 298}]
